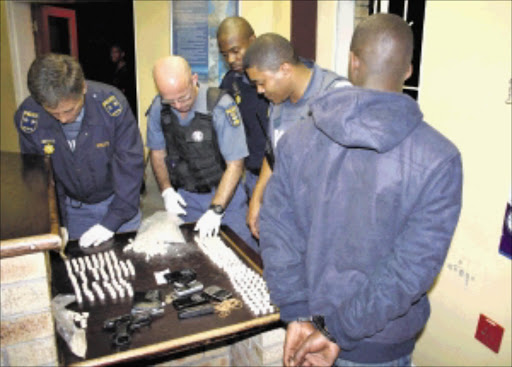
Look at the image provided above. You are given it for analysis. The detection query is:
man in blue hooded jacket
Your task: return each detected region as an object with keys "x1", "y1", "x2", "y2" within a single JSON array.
[{"x1": 259, "y1": 14, "x2": 463, "y2": 367}]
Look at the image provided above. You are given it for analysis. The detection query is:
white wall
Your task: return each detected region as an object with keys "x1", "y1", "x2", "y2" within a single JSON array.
[
  {"x1": 414, "y1": 2, "x2": 511, "y2": 365},
  {"x1": 5, "y1": 1, "x2": 36, "y2": 106}
]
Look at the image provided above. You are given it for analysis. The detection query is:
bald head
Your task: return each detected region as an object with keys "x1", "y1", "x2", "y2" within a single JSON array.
[
  {"x1": 349, "y1": 13, "x2": 413, "y2": 90},
  {"x1": 153, "y1": 56, "x2": 198, "y2": 113},
  {"x1": 217, "y1": 16, "x2": 254, "y2": 40}
]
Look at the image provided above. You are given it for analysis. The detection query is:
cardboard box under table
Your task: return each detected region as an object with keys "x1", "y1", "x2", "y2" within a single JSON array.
[{"x1": 50, "y1": 224, "x2": 280, "y2": 366}]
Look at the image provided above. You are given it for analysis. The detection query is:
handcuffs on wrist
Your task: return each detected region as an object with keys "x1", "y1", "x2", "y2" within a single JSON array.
[{"x1": 291, "y1": 315, "x2": 337, "y2": 343}]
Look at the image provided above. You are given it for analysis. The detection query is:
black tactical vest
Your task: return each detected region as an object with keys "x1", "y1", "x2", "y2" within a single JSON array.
[{"x1": 161, "y1": 87, "x2": 226, "y2": 193}]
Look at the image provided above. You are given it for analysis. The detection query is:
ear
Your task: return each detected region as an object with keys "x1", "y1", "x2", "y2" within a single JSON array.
[
  {"x1": 279, "y1": 62, "x2": 293, "y2": 78},
  {"x1": 82, "y1": 81, "x2": 88, "y2": 95},
  {"x1": 404, "y1": 63, "x2": 413, "y2": 81},
  {"x1": 349, "y1": 51, "x2": 360, "y2": 73},
  {"x1": 191, "y1": 73, "x2": 199, "y2": 86},
  {"x1": 248, "y1": 34, "x2": 256, "y2": 43}
]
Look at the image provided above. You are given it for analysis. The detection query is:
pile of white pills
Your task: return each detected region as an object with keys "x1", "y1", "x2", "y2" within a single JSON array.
[
  {"x1": 64, "y1": 250, "x2": 135, "y2": 305},
  {"x1": 194, "y1": 236, "x2": 275, "y2": 316}
]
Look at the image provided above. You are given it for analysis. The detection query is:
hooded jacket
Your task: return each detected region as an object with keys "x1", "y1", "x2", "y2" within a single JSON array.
[{"x1": 259, "y1": 87, "x2": 463, "y2": 363}]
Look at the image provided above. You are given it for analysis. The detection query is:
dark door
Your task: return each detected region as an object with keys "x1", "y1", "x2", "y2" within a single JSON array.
[{"x1": 33, "y1": 5, "x2": 79, "y2": 58}]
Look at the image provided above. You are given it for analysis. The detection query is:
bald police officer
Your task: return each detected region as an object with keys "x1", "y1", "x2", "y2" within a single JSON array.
[{"x1": 146, "y1": 56, "x2": 257, "y2": 251}]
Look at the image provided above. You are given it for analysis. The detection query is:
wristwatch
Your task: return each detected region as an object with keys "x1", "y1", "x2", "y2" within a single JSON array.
[
  {"x1": 312, "y1": 315, "x2": 337, "y2": 344},
  {"x1": 209, "y1": 204, "x2": 225, "y2": 215}
]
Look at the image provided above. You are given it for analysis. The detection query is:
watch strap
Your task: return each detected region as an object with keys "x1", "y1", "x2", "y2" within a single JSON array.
[
  {"x1": 292, "y1": 316, "x2": 313, "y2": 323},
  {"x1": 209, "y1": 204, "x2": 225, "y2": 215}
]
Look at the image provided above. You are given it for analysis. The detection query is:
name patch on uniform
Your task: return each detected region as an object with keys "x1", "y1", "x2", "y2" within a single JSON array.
[
  {"x1": 96, "y1": 141, "x2": 110, "y2": 148},
  {"x1": 225, "y1": 105, "x2": 241, "y2": 127},
  {"x1": 102, "y1": 95, "x2": 122, "y2": 117},
  {"x1": 20, "y1": 111, "x2": 39, "y2": 133}
]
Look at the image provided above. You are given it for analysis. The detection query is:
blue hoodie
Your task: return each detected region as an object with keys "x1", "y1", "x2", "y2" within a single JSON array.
[{"x1": 259, "y1": 87, "x2": 463, "y2": 363}]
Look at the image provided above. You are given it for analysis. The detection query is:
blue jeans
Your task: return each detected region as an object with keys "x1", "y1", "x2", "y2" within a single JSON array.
[
  {"x1": 66, "y1": 195, "x2": 141, "y2": 240},
  {"x1": 334, "y1": 354, "x2": 411, "y2": 367}
]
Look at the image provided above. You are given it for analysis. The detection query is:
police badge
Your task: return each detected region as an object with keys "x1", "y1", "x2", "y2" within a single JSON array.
[
  {"x1": 191, "y1": 131, "x2": 204, "y2": 143},
  {"x1": 20, "y1": 111, "x2": 39, "y2": 133},
  {"x1": 41, "y1": 139, "x2": 56, "y2": 155},
  {"x1": 102, "y1": 95, "x2": 123, "y2": 116}
]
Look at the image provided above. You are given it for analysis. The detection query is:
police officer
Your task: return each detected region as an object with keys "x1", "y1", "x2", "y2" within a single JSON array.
[
  {"x1": 217, "y1": 17, "x2": 270, "y2": 198},
  {"x1": 14, "y1": 54, "x2": 144, "y2": 247},
  {"x1": 146, "y1": 56, "x2": 257, "y2": 251},
  {"x1": 243, "y1": 33, "x2": 349, "y2": 238}
]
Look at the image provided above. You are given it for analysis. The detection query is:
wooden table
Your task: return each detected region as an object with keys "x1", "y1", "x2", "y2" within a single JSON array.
[
  {"x1": 50, "y1": 224, "x2": 281, "y2": 366},
  {"x1": 0, "y1": 151, "x2": 61, "y2": 257}
]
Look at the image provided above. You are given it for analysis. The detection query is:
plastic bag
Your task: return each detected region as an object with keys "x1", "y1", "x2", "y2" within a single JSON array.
[
  {"x1": 123, "y1": 211, "x2": 190, "y2": 260},
  {"x1": 51, "y1": 294, "x2": 87, "y2": 358}
]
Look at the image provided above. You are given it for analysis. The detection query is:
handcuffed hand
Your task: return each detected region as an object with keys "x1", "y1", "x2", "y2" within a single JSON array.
[
  {"x1": 284, "y1": 321, "x2": 316, "y2": 367},
  {"x1": 290, "y1": 330, "x2": 340, "y2": 367},
  {"x1": 162, "y1": 187, "x2": 187, "y2": 216},
  {"x1": 194, "y1": 209, "x2": 223, "y2": 238},
  {"x1": 79, "y1": 224, "x2": 114, "y2": 248}
]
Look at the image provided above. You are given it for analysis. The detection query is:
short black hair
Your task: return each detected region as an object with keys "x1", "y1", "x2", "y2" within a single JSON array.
[
  {"x1": 350, "y1": 13, "x2": 413, "y2": 78},
  {"x1": 217, "y1": 16, "x2": 255, "y2": 40},
  {"x1": 243, "y1": 33, "x2": 300, "y2": 72},
  {"x1": 27, "y1": 53, "x2": 84, "y2": 108}
]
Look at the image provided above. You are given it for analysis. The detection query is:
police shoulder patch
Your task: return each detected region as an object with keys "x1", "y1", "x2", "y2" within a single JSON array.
[
  {"x1": 225, "y1": 104, "x2": 241, "y2": 127},
  {"x1": 102, "y1": 94, "x2": 123, "y2": 117},
  {"x1": 20, "y1": 110, "x2": 39, "y2": 133}
]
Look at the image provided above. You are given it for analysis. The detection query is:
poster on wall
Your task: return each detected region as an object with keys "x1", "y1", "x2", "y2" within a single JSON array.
[
  {"x1": 499, "y1": 191, "x2": 511, "y2": 259},
  {"x1": 172, "y1": 0, "x2": 239, "y2": 86}
]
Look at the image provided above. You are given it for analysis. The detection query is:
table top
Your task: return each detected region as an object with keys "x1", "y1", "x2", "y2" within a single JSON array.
[
  {"x1": 51, "y1": 223, "x2": 280, "y2": 366},
  {"x1": 0, "y1": 151, "x2": 61, "y2": 257}
]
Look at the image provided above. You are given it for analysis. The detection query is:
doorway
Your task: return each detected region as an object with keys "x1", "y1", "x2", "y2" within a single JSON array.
[{"x1": 31, "y1": 1, "x2": 138, "y2": 117}]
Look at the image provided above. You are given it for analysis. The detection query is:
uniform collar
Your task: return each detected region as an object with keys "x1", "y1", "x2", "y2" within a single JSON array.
[
  {"x1": 75, "y1": 106, "x2": 85, "y2": 124},
  {"x1": 82, "y1": 89, "x2": 100, "y2": 125}
]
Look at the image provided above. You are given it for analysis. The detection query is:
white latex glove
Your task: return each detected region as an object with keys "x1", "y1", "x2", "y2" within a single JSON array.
[
  {"x1": 79, "y1": 224, "x2": 114, "y2": 248},
  {"x1": 194, "y1": 209, "x2": 223, "y2": 238},
  {"x1": 162, "y1": 187, "x2": 187, "y2": 216}
]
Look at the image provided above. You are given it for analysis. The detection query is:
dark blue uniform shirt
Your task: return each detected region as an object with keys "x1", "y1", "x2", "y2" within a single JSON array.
[
  {"x1": 14, "y1": 80, "x2": 144, "y2": 232},
  {"x1": 220, "y1": 70, "x2": 269, "y2": 173}
]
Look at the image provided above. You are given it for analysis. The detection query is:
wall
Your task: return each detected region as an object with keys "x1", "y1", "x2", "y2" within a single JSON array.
[
  {"x1": 0, "y1": 2, "x2": 20, "y2": 153},
  {"x1": 316, "y1": 0, "x2": 338, "y2": 70},
  {"x1": 414, "y1": 1, "x2": 511, "y2": 366},
  {"x1": 242, "y1": 0, "x2": 290, "y2": 40},
  {"x1": 133, "y1": 0, "x2": 171, "y2": 151}
]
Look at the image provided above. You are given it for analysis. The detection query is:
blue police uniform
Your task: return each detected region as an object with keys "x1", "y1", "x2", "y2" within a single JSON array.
[
  {"x1": 147, "y1": 84, "x2": 258, "y2": 251},
  {"x1": 14, "y1": 81, "x2": 144, "y2": 240},
  {"x1": 269, "y1": 60, "x2": 348, "y2": 150},
  {"x1": 220, "y1": 70, "x2": 269, "y2": 196}
]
